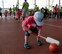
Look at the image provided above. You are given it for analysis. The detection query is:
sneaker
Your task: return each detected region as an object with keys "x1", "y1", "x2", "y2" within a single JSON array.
[
  {"x1": 24, "y1": 43, "x2": 31, "y2": 49},
  {"x1": 37, "y1": 40, "x2": 44, "y2": 46}
]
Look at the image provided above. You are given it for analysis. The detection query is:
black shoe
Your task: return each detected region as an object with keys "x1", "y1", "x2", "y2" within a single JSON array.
[
  {"x1": 37, "y1": 40, "x2": 44, "y2": 46},
  {"x1": 24, "y1": 43, "x2": 31, "y2": 49}
]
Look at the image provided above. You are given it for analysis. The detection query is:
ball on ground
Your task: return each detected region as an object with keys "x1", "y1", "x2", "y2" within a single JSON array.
[{"x1": 49, "y1": 43, "x2": 59, "y2": 53}]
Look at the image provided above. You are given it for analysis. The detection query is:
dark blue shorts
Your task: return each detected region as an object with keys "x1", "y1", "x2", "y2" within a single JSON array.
[{"x1": 24, "y1": 26, "x2": 39, "y2": 36}]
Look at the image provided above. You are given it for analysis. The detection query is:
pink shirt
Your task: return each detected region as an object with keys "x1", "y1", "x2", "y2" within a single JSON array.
[
  {"x1": 22, "y1": 16, "x2": 42, "y2": 31},
  {"x1": 16, "y1": 11, "x2": 22, "y2": 18},
  {"x1": 53, "y1": 6, "x2": 59, "y2": 13},
  {"x1": 4, "y1": 11, "x2": 8, "y2": 16}
]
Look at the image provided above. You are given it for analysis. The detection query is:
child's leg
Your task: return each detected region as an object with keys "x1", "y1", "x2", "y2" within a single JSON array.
[
  {"x1": 24, "y1": 31, "x2": 30, "y2": 44},
  {"x1": 24, "y1": 31, "x2": 31, "y2": 49},
  {"x1": 1, "y1": 13, "x2": 2, "y2": 17},
  {"x1": 18, "y1": 18, "x2": 20, "y2": 23},
  {"x1": 29, "y1": 26, "x2": 44, "y2": 46},
  {"x1": 36, "y1": 36, "x2": 40, "y2": 41},
  {"x1": 24, "y1": 35, "x2": 29, "y2": 44},
  {"x1": 18, "y1": 17, "x2": 20, "y2": 23},
  {"x1": 5, "y1": 15, "x2": 7, "y2": 18},
  {"x1": 36, "y1": 36, "x2": 44, "y2": 46},
  {"x1": 0, "y1": 13, "x2": 2, "y2": 17}
]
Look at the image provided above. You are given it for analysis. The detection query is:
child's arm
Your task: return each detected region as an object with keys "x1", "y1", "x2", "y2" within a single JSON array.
[
  {"x1": 37, "y1": 26, "x2": 42, "y2": 36},
  {"x1": 22, "y1": 24, "x2": 28, "y2": 31},
  {"x1": 22, "y1": 24, "x2": 32, "y2": 33},
  {"x1": 38, "y1": 29, "x2": 41, "y2": 36}
]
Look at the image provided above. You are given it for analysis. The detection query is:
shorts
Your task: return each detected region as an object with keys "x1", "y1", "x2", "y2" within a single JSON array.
[
  {"x1": 24, "y1": 26, "x2": 39, "y2": 36},
  {"x1": 29, "y1": 26, "x2": 39, "y2": 34}
]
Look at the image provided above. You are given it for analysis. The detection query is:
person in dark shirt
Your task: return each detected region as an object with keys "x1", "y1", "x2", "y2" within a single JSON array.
[
  {"x1": 0, "y1": 7, "x2": 2, "y2": 17},
  {"x1": 44, "y1": 7, "x2": 49, "y2": 19}
]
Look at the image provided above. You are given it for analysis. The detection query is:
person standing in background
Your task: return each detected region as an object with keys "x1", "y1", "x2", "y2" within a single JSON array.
[
  {"x1": 59, "y1": 7, "x2": 62, "y2": 18},
  {"x1": 15, "y1": 9, "x2": 22, "y2": 23},
  {"x1": 22, "y1": 0, "x2": 29, "y2": 20},
  {"x1": 34, "y1": 5, "x2": 39, "y2": 12},
  {"x1": 12, "y1": 5, "x2": 16, "y2": 18},
  {"x1": 0, "y1": 7, "x2": 2, "y2": 18},
  {"x1": 9, "y1": 7, "x2": 12, "y2": 16},
  {"x1": 53, "y1": 4, "x2": 59, "y2": 19},
  {"x1": 4, "y1": 10, "x2": 8, "y2": 18}
]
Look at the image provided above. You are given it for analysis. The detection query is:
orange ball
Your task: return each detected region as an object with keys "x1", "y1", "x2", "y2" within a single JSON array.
[{"x1": 49, "y1": 43, "x2": 59, "y2": 53}]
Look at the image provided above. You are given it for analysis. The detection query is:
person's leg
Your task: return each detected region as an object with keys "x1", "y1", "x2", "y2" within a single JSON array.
[
  {"x1": 26, "y1": 10, "x2": 29, "y2": 17},
  {"x1": 24, "y1": 35, "x2": 28, "y2": 44},
  {"x1": 22, "y1": 9, "x2": 26, "y2": 20},
  {"x1": 60, "y1": 12, "x2": 61, "y2": 18},
  {"x1": 55, "y1": 13, "x2": 57, "y2": 19},
  {"x1": 18, "y1": 17, "x2": 20, "y2": 23},
  {"x1": 13, "y1": 12, "x2": 15, "y2": 18},
  {"x1": 36, "y1": 36, "x2": 44, "y2": 46},
  {"x1": 29, "y1": 27, "x2": 44, "y2": 46},
  {"x1": 24, "y1": 31, "x2": 31, "y2": 49},
  {"x1": 1, "y1": 13, "x2": 2, "y2": 18},
  {"x1": 60, "y1": 12, "x2": 62, "y2": 18}
]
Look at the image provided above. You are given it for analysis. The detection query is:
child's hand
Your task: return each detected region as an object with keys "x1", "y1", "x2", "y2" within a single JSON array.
[
  {"x1": 31, "y1": 24, "x2": 36, "y2": 27},
  {"x1": 28, "y1": 30, "x2": 32, "y2": 33},
  {"x1": 38, "y1": 29, "x2": 41, "y2": 36},
  {"x1": 38, "y1": 34, "x2": 41, "y2": 37}
]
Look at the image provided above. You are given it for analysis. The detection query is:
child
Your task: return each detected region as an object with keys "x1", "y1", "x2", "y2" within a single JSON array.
[
  {"x1": 4, "y1": 10, "x2": 8, "y2": 18},
  {"x1": 15, "y1": 9, "x2": 22, "y2": 22},
  {"x1": 12, "y1": 5, "x2": 16, "y2": 18},
  {"x1": 9, "y1": 7, "x2": 12, "y2": 16},
  {"x1": 22, "y1": 11, "x2": 44, "y2": 49}
]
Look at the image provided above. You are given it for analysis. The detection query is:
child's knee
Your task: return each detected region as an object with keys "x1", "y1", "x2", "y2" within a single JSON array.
[{"x1": 25, "y1": 31, "x2": 30, "y2": 36}]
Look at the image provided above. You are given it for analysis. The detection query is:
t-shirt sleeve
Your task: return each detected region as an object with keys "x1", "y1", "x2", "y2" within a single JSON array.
[
  {"x1": 22, "y1": 16, "x2": 34, "y2": 28},
  {"x1": 22, "y1": 18, "x2": 29, "y2": 26}
]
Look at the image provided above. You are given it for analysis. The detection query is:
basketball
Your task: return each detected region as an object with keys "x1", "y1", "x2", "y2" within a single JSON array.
[{"x1": 49, "y1": 43, "x2": 59, "y2": 53}]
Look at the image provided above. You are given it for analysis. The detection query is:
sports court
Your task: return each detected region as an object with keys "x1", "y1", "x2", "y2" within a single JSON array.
[
  {"x1": 0, "y1": 17, "x2": 62, "y2": 54},
  {"x1": 0, "y1": 0, "x2": 62, "y2": 54}
]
